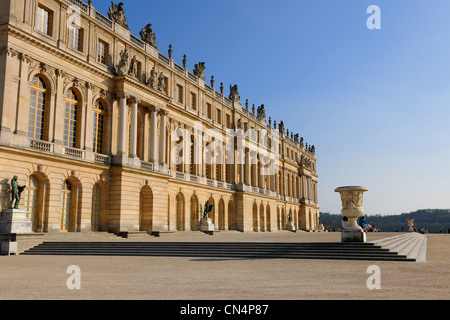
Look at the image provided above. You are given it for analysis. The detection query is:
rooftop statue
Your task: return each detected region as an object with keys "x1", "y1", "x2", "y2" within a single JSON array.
[
  {"x1": 108, "y1": 2, "x2": 129, "y2": 30},
  {"x1": 229, "y1": 84, "x2": 240, "y2": 104},
  {"x1": 140, "y1": 24, "x2": 157, "y2": 49},
  {"x1": 193, "y1": 62, "x2": 206, "y2": 80},
  {"x1": 10, "y1": 176, "x2": 26, "y2": 210},
  {"x1": 257, "y1": 104, "x2": 266, "y2": 121}
]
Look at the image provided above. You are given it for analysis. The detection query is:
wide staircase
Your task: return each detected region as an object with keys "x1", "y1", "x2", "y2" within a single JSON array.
[
  {"x1": 370, "y1": 232, "x2": 427, "y2": 263},
  {"x1": 21, "y1": 238, "x2": 421, "y2": 262}
]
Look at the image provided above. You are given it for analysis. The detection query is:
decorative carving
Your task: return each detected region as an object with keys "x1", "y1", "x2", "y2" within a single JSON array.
[
  {"x1": 202, "y1": 201, "x2": 214, "y2": 219},
  {"x1": 257, "y1": 104, "x2": 266, "y2": 121},
  {"x1": 116, "y1": 49, "x2": 129, "y2": 76},
  {"x1": 168, "y1": 44, "x2": 173, "y2": 59},
  {"x1": 10, "y1": 176, "x2": 26, "y2": 210},
  {"x1": 128, "y1": 55, "x2": 139, "y2": 78},
  {"x1": 182, "y1": 55, "x2": 187, "y2": 69},
  {"x1": 108, "y1": 2, "x2": 129, "y2": 30},
  {"x1": 148, "y1": 66, "x2": 157, "y2": 89},
  {"x1": 229, "y1": 84, "x2": 240, "y2": 104},
  {"x1": 140, "y1": 24, "x2": 157, "y2": 49},
  {"x1": 157, "y1": 72, "x2": 166, "y2": 92},
  {"x1": 193, "y1": 62, "x2": 206, "y2": 80}
]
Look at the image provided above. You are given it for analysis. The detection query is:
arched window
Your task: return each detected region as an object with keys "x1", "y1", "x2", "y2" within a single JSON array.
[
  {"x1": 175, "y1": 193, "x2": 184, "y2": 231},
  {"x1": 91, "y1": 184, "x2": 101, "y2": 232},
  {"x1": 61, "y1": 180, "x2": 72, "y2": 232},
  {"x1": 93, "y1": 100, "x2": 106, "y2": 154},
  {"x1": 28, "y1": 76, "x2": 47, "y2": 140},
  {"x1": 24, "y1": 176, "x2": 39, "y2": 231},
  {"x1": 64, "y1": 89, "x2": 79, "y2": 148}
]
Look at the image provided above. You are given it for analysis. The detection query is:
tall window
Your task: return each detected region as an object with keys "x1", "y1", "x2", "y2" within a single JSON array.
[
  {"x1": 206, "y1": 103, "x2": 212, "y2": 119},
  {"x1": 176, "y1": 85, "x2": 183, "y2": 104},
  {"x1": 91, "y1": 184, "x2": 101, "y2": 232},
  {"x1": 190, "y1": 92, "x2": 196, "y2": 110},
  {"x1": 28, "y1": 76, "x2": 47, "y2": 140},
  {"x1": 68, "y1": 26, "x2": 83, "y2": 51},
  {"x1": 93, "y1": 100, "x2": 106, "y2": 154},
  {"x1": 216, "y1": 109, "x2": 222, "y2": 125},
  {"x1": 61, "y1": 180, "x2": 72, "y2": 232},
  {"x1": 97, "y1": 40, "x2": 108, "y2": 65},
  {"x1": 24, "y1": 176, "x2": 39, "y2": 232},
  {"x1": 36, "y1": 5, "x2": 52, "y2": 35},
  {"x1": 64, "y1": 89, "x2": 79, "y2": 148}
]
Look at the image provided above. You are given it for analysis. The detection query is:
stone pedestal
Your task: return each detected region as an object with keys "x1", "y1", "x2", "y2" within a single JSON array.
[
  {"x1": 200, "y1": 218, "x2": 215, "y2": 233},
  {"x1": 342, "y1": 229, "x2": 367, "y2": 243},
  {"x1": 0, "y1": 209, "x2": 32, "y2": 234},
  {"x1": 286, "y1": 222, "x2": 296, "y2": 232},
  {"x1": 335, "y1": 186, "x2": 369, "y2": 243}
]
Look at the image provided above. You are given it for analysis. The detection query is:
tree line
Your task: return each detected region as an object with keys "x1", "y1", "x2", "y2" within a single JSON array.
[{"x1": 320, "y1": 209, "x2": 450, "y2": 233}]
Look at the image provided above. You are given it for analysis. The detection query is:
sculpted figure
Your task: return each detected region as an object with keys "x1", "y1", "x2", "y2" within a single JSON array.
[
  {"x1": 257, "y1": 104, "x2": 266, "y2": 121},
  {"x1": 158, "y1": 72, "x2": 166, "y2": 92},
  {"x1": 140, "y1": 24, "x2": 157, "y2": 49},
  {"x1": 193, "y1": 62, "x2": 206, "y2": 80},
  {"x1": 148, "y1": 66, "x2": 157, "y2": 89},
  {"x1": 129, "y1": 55, "x2": 138, "y2": 78},
  {"x1": 229, "y1": 84, "x2": 240, "y2": 103},
  {"x1": 203, "y1": 201, "x2": 214, "y2": 219},
  {"x1": 10, "y1": 176, "x2": 26, "y2": 210},
  {"x1": 108, "y1": 2, "x2": 129, "y2": 30},
  {"x1": 116, "y1": 49, "x2": 129, "y2": 76}
]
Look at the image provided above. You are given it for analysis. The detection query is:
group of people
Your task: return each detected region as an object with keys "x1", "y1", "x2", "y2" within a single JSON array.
[{"x1": 341, "y1": 216, "x2": 381, "y2": 232}]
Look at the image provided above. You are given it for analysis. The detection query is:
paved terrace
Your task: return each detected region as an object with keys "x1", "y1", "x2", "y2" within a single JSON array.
[{"x1": 0, "y1": 232, "x2": 448, "y2": 300}]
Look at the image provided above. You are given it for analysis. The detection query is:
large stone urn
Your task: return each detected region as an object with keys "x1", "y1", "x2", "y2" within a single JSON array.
[
  {"x1": 407, "y1": 219, "x2": 415, "y2": 232},
  {"x1": 335, "y1": 186, "x2": 369, "y2": 243}
]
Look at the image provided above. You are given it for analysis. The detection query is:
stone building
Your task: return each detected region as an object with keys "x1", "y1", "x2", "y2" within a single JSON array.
[{"x1": 0, "y1": 0, "x2": 320, "y2": 235}]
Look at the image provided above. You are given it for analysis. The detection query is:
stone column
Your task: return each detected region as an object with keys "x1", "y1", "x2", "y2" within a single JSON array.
[
  {"x1": 150, "y1": 106, "x2": 159, "y2": 163},
  {"x1": 245, "y1": 148, "x2": 251, "y2": 186},
  {"x1": 129, "y1": 97, "x2": 140, "y2": 159},
  {"x1": 252, "y1": 152, "x2": 258, "y2": 188},
  {"x1": 117, "y1": 92, "x2": 129, "y2": 155},
  {"x1": 143, "y1": 108, "x2": 150, "y2": 162},
  {"x1": 159, "y1": 109, "x2": 169, "y2": 166}
]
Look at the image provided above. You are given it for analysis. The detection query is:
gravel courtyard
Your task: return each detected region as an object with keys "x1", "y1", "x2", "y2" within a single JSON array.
[{"x1": 0, "y1": 232, "x2": 448, "y2": 300}]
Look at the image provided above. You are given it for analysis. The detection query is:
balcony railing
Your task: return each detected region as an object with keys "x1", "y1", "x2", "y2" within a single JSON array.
[
  {"x1": 28, "y1": 139, "x2": 54, "y2": 153},
  {"x1": 63, "y1": 146, "x2": 85, "y2": 159},
  {"x1": 94, "y1": 153, "x2": 110, "y2": 165}
]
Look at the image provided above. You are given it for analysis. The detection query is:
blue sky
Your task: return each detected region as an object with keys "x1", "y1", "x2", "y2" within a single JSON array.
[{"x1": 92, "y1": 0, "x2": 450, "y2": 215}]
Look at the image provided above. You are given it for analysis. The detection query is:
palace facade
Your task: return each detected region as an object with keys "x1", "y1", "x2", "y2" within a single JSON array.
[{"x1": 0, "y1": 0, "x2": 320, "y2": 235}]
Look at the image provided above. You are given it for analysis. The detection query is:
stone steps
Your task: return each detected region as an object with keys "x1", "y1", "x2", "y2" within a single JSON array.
[
  {"x1": 370, "y1": 233, "x2": 427, "y2": 263},
  {"x1": 22, "y1": 241, "x2": 416, "y2": 262}
]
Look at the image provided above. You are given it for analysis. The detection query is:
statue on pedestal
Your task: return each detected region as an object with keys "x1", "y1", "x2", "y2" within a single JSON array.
[
  {"x1": 202, "y1": 201, "x2": 214, "y2": 219},
  {"x1": 193, "y1": 62, "x2": 206, "y2": 80},
  {"x1": 10, "y1": 176, "x2": 26, "y2": 210},
  {"x1": 108, "y1": 2, "x2": 129, "y2": 30},
  {"x1": 229, "y1": 84, "x2": 240, "y2": 104},
  {"x1": 140, "y1": 23, "x2": 158, "y2": 49}
]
